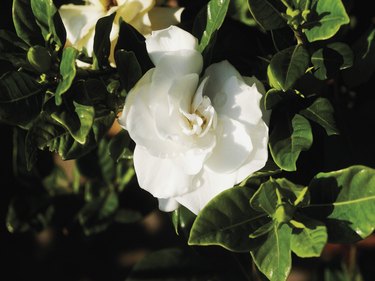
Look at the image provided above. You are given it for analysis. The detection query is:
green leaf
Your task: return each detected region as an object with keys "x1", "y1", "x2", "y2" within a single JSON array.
[
  {"x1": 0, "y1": 30, "x2": 29, "y2": 68},
  {"x1": 79, "y1": 190, "x2": 119, "y2": 235},
  {"x1": 268, "y1": 45, "x2": 310, "y2": 91},
  {"x1": 0, "y1": 71, "x2": 44, "y2": 128},
  {"x1": 115, "y1": 50, "x2": 142, "y2": 92},
  {"x1": 172, "y1": 206, "x2": 196, "y2": 236},
  {"x1": 195, "y1": 0, "x2": 230, "y2": 53},
  {"x1": 303, "y1": 0, "x2": 350, "y2": 42},
  {"x1": 98, "y1": 138, "x2": 116, "y2": 184},
  {"x1": 115, "y1": 21, "x2": 153, "y2": 74},
  {"x1": 228, "y1": 0, "x2": 257, "y2": 26},
  {"x1": 311, "y1": 42, "x2": 353, "y2": 80},
  {"x1": 291, "y1": 216, "x2": 327, "y2": 258},
  {"x1": 55, "y1": 47, "x2": 78, "y2": 105},
  {"x1": 251, "y1": 223, "x2": 292, "y2": 281},
  {"x1": 304, "y1": 165, "x2": 375, "y2": 243},
  {"x1": 114, "y1": 209, "x2": 142, "y2": 224},
  {"x1": 93, "y1": 12, "x2": 116, "y2": 69},
  {"x1": 189, "y1": 186, "x2": 270, "y2": 252},
  {"x1": 42, "y1": 166, "x2": 70, "y2": 196},
  {"x1": 30, "y1": 0, "x2": 66, "y2": 47},
  {"x1": 12, "y1": 0, "x2": 44, "y2": 46},
  {"x1": 343, "y1": 27, "x2": 375, "y2": 88},
  {"x1": 300, "y1": 97, "x2": 339, "y2": 136},
  {"x1": 109, "y1": 130, "x2": 132, "y2": 163},
  {"x1": 269, "y1": 113, "x2": 313, "y2": 171},
  {"x1": 247, "y1": 0, "x2": 286, "y2": 30}
]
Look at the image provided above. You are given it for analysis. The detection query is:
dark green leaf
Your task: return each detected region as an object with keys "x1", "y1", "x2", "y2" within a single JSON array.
[
  {"x1": 269, "y1": 113, "x2": 313, "y2": 171},
  {"x1": 291, "y1": 216, "x2": 327, "y2": 258},
  {"x1": 30, "y1": 0, "x2": 66, "y2": 47},
  {"x1": 172, "y1": 206, "x2": 196, "y2": 236},
  {"x1": 93, "y1": 12, "x2": 116, "y2": 69},
  {"x1": 115, "y1": 21, "x2": 153, "y2": 74},
  {"x1": 304, "y1": 165, "x2": 375, "y2": 243},
  {"x1": 55, "y1": 47, "x2": 78, "y2": 105},
  {"x1": 12, "y1": 0, "x2": 44, "y2": 46},
  {"x1": 109, "y1": 130, "x2": 132, "y2": 162},
  {"x1": 343, "y1": 27, "x2": 375, "y2": 88},
  {"x1": 251, "y1": 223, "x2": 292, "y2": 281},
  {"x1": 114, "y1": 209, "x2": 142, "y2": 224},
  {"x1": 189, "y1": 186, "x2": 270, "y2": 252},
  {"x1": 247, "y1": 0, "x2": 286, "y2": 30},
  {"x1": 268, "y1": 45, "x2": 310, "y2": 91},
  {"x1": 115, "y1": 50, "x2": 142, "y2": 92},
  {"x1": 300, "y1": 97, "x2": 339, "y2": 136},
  {"x1": 0, "y1": 71, "x2": 44, "y2": 128},
  {"x1": 311, "y1": 42, "x2": 353, "y2": 80},
  {"x1": 303, "y1": 0, "x2": 350, "y2": 42},
  {"x1": 0, "y1": 30, "x2": 29, "y2": 68}
]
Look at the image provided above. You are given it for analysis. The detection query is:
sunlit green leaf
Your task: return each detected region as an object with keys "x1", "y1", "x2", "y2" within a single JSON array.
[
  {"x1": 195, "y1": 0, "x2": 230, "y2": 53},
  {"x1": 189, "y1": 186, "x2": 270, "y2": 252},
  {"x1": 247, "y1": 0, "x2": 286, "y2": 30},
  {"x1": 300, "y1": 97, "x2": 339, "y2": 136},
  {"x1": 269, "y1": 113, "x2": 313, "y2": 171},
  {"x1": 30, "y1": 0, "x2": 66, "y2": 47},
  {"x1": 268, "y1": 45, "x2": 310, "y2": 91},
  {"x1": 303, "y1": 0, "x2": 350, "y2": 42},
  {"x1": 305, "y1": 165, "x2": 375, "y2": 243},
  {"x1": 55, "y1": 47, "x2": 78, "y2": 105},
  {"x1": 311, "y1": 42, "x2": 353, "y2": 80},
  {"x1": 291, "y1": 216, "x2": 327, "y2": 257},
  {"x1": 251, "y1": 223, "x2": 292, "y2": 281}
]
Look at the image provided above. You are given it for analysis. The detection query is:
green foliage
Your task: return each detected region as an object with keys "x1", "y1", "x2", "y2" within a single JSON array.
[
  {"x1": 55, "y1": 47, "x2": 79, "y2": 105},
  {"x1": 302, "y1": 0, "x2": 350, "y2": 42},
  {"x1": 247, "y1": 0, "x2": 286, "y2": 30},
  {"x1": 269, "y1": 113, "x2": 313, "y2": 171},
  {"x1": 304, "y1": 165, "x2": 375, "y2": 243},
  {"x1": 0, "y1": 30, "x2": 29, "y2": 68},
  {"x1": 268, "y1": 45, "x2": 309, "y2": 91},
  {"x1": 115, "y1": 50, "x2": 142, "y2": 92},
  {"x1": 299, "y1": 97, "x2": 339, "y2": 136}
]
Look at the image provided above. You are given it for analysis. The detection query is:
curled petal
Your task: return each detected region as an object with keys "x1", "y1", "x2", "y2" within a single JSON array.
[{"x1": 146, "y1": 26, "x2": 199, "y2": 66}]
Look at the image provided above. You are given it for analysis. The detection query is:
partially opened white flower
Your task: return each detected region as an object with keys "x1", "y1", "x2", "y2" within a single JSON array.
[
  {"x1": 59, "y1": 0, "x2": 183, "y2": 64},
  {"x1": 118, "y1": 26, "x2": 270, "y2": 214}
]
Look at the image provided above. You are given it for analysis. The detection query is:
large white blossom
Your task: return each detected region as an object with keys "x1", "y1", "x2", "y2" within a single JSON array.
[
  {"x1": 118, "y1": 26, "x2": 270, "y2": 214},
  {"x1": 59, "y1": 0, "x2": 183, "y2": 63}
]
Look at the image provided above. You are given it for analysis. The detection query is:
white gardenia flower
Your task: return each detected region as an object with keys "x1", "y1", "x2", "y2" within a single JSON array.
[
  {"x1": 118, "y1": 26, "x2": 270, "y2": 214},
  {"x1": 59, "y1": 0, "x2": 183, "y2": 63}
]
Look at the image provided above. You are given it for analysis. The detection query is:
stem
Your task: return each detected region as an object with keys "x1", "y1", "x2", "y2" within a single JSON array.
[{"x1": 281, "y1": 0, "x2": 293, "y2": 10}]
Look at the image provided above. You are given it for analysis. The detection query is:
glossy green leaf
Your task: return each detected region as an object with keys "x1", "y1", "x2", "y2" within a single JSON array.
[
  {"x1": 251, "y1": 223, "x2": 292, "y2": 281},
  {"x1": 109, "y1": 130, "x2": 132, "y2": 163},
  {"x1": 172, "y1": 206, "x2": 196, "y2": 236},
  {"x1": 268, "y1": 45, "x2": 310, "y2": 91},
  {"x1": 303, "y1": 0, "x2": 350, "y2": 42},
  {"x1": 311, "y1": 43, "x2": 353, "y2": 80},
  {"x1": 305, "y1": 165, "x2": 375, "y2": 242},
  {"x1": 343, "y1": 27, "x2": 375, "y2": 88},
  {"x1": 93, "y1": 12, "x2": 116, "y2": 69},
  {"x1": 0, "y1": 71, "x2": 44, "y2": 128},
  {"x1": 30, "y1": 0, "x2": 66, "y2": 47},
  {"x1": 55, "y1": 47, "x2": 78, "y2": 105},
  {"x1": 290, "y1": 216, "x2": 327, "y2": 257},
  {"x1": 300, "y1": 97, "x2": 339, "y2": 136},
  {"x1": 115, "y1": 50, "x2": 142, "y2": 92},
  {"x1": 269, "y1": 113, "x2": 313, "y2": 171},
  {"x1": 247, "y1": 0, "x2": 286, "y2": 30},
  {"x1": 12, "y1": 0, "x2": 44, "y2": 46},
  {"x1": 189, "y1": 186, "x2": 270, "y2": 252},
  {"x1": 228, "y1": 0, "x2": 257, "y2": 26},
  {"x1": 196, "y1": 0, "x2": 230, "y2": 53}
]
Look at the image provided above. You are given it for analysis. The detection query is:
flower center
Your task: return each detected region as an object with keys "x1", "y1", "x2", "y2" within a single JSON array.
[{"x1": 181, "y1": 96, "x2": 217, "y2": 137}]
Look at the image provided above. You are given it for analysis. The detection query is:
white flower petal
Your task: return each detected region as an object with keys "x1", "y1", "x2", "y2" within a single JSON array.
[
  {"x1": 59, "y1": 4, "x2": 104, "y2": 49},
  {"x1": 158, "y1": 198, "x2": 180, "y2": 212},
  {"x1": 204, "y1": 61, "x2": 265, "y2": 127},
  {"x1": 205, "y1": 116, "x2": 253, "y2": 174},
  {"x1": 146, "y1": 26, "x2": 199, "y2": 66},
  {"x1": 134, "y1": 146, "x2": 194, "y2": 198}
]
